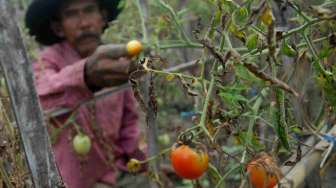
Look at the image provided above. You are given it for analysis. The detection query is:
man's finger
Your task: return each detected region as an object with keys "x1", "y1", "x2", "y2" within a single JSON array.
[{"x1": 96, "y1": 44, "x2": 128, "y2": 59}]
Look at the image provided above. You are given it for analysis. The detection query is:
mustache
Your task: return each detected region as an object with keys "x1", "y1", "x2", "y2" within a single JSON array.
[{"x1": 74, "y1": 32, "x2": 101, "y2": 45}]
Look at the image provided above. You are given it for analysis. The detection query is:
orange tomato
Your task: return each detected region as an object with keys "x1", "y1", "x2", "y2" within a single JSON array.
[
  {"x1": 126, "y1": 40, "x2": 143, "y2": 56},
  {"x1": 246, "y1": 153, "x2": 281, "y2": 188},
  {"x1": 170, "y1": 144, "x2": 208, "y2": 179}
]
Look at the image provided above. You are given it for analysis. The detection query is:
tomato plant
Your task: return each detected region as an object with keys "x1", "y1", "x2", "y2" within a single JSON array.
[
  {"x1": 11, "y1": 0, "x2": 336, "y2": 187},
  {"x1": 72, "y1": 133, "x2": 92, "y2": 156},
  {"x1": 158, "y1": 133, "x2": 171, "y2": 146},
  {"x1": 170, "y1": 143, "x2": 209, "y2": 179}
]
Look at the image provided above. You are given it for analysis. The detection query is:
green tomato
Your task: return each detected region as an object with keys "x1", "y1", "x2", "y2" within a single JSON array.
[
  {"x1": 158, "y1": 133, "x2": 170, "y2": 146},
  {"x1": 72, "y1": 133, "x2": 91, "y2": 156}
]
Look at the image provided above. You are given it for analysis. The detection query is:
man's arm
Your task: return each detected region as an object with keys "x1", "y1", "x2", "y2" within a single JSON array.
[
  {"x1": 34, "y1": 44, "x2": 138, "y2": 110},
  {"x1": 34, "y1": 53, "x2": 93, "y2": 110}
]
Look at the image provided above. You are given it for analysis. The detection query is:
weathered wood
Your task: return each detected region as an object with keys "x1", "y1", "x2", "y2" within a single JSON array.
[
  {"x1": 276, "y1": 125, "x2": 336, "y2": 188},
  {"x1": 0, "y1": 1, "x2": 62, "y2": 188},
  {"x1": 137, "y1": 0, "x2": 160, "y2": 187}
]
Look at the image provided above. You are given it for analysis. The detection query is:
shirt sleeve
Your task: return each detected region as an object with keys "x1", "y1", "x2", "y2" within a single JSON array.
[{"x1": 33, "y1": 51, "x2": 93, "y2": 110}]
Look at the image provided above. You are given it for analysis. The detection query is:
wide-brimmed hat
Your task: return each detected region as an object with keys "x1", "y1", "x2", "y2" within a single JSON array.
[{"x1": 25, "y1": 0, "x2": 123, "y2": 46}]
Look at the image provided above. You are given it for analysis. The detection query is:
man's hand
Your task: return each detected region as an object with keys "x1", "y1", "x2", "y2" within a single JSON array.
[{"x1": 84, "y1": 44, "x2": 140, "y2": 91}]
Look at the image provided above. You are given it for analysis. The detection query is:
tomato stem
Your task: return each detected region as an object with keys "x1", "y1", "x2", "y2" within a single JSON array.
[
  {"x1": 140, "y1": 147, "x2": 172, "y2": 164},
  {"x1": 198, "y1": 62, "x2": 217, "y2": 143},
  {"x1": 215, "y1": 165, "x2": 241, "y2": 188}
]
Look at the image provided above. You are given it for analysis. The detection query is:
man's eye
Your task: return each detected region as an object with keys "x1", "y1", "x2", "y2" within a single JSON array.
[
  {"x1": 83, "y1": 5, "x2": 99, "y2": 14},
  {"x1": 63, "y1": 10, "x2": 78, "y2": 19}
]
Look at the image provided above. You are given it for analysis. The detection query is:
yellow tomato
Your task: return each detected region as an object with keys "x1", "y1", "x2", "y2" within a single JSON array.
[{"x1": 127, "y1": 40, "x2": 143, "y2": 56}]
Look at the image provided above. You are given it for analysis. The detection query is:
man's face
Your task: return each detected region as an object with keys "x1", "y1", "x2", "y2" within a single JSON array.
[{"x1": 57, "y1": 0, "x2": 106, "y2": 57}]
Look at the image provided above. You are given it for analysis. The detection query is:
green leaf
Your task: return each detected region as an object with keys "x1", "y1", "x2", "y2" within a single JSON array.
[
  {"x1": 234, "y1": 63, "x2": 260, "y2": 83},
  {"x1": 319, "y1": 41, "x2": 331, "y2": 59},
  {"x1": 237, "y1": 131, "x2": 264, "y2": 151},
  {"x1": 232, "y1": 7, "x2": 249, "y2": 27},
  {"x1": 229, "y1": 23, "x2": 246, "y2": 42},
  {"x1": 218, "y1": 83, "x2": 249, "y2": 107},
  {"x1": 281, "y1": 40, "x2": 297, "y2": 57},
  {"x1": 291, "y1": 126, "x2": 303, "y2": 135},
  {"x1": 222, "y1": 145, "x2": 244, "y2": 154},
  {"x1": 220, "y1": 93, "x2": 248, "y2": 103},
  {"x1": 246, "y1": 33, "x2": 258, "y2": 51}
]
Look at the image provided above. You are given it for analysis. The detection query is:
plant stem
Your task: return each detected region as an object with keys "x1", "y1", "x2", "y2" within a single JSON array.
[
  {"x1": 0, "y1": 159, "x2": 14, "y2": 188},
  {"x1": 301, "y1": 32, "x2": 331, "y2": 76},
  {"x1": 135, "y1": 0, "x2": 149, "y2": 43},
  {"x1": 155, "y1": 0, "x2": 191, "y2": 44},
  {"x1": 224, "y1": 32, "x2": 233, "y2": 49},
  {"x1": 289, "y1": 2, "x2": 312, "y2": 22},
  {"x1": 282, "y1": 18, "x2": 320, "y2": 39},
  {"x1": 159, "y1": 42, "x2": 203, "y2": 49},
  {"x1": 302, "y1": 32, "x2": 318, "y2": 60},
  {"x1": 198, "y1": 63, "x2": 217, "y2": 142},
  {"x1": 247, "y1": 88, "x2": 268, "y2": 146},
  {"x1": 145, "y1": 67, "x2": 201, "y2": 81},
  {"x1": 215, "y1": 165, "x2": 240, "y2": 188},
  {"x1": 242, "y1": 35, "x2": 331, "y2": 60},
  {"x1": 208, "y1": 163, "x2": 223, "y2": 181},
  {"x1": 141, "y1": 147, "x2": 172, "y2": 163},
  {"x1": 251, "y1": 25, "x2": 266, "y2": 36}
]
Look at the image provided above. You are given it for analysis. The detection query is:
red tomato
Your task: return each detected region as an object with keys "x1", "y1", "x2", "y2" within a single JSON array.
[
  {"x1": 170, "y1": 144, "x2": 208, "y2": 179},
  {"x1": 246, "y1": 153, "x2": 281, "y2": 188}
]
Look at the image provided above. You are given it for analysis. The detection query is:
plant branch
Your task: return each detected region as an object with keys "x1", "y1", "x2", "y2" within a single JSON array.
[
  {"x1": 135, "y1": 0, "x2": 149, "y2": 43},
  {"x1": 141, "y1": 147, "x2": 172, "y2": 163},
  {"x1": 0, "y1": 159, "x2": 14, "y2": 188},
  {"x1": 155, "y1": 0, "x2": 192, "y2": 44},
  {"x1": 243, "y1": 62, "x2": 300, "y2": 97},
  {"x1": 215, "y1": 165, "x2": 241, "y2": 188},
  {"x1": 198, "y1": 62, "x2": 217, "y2": 142},
  {"x1": 301, "y1": 32, "x2": 331, "y2": 76}
]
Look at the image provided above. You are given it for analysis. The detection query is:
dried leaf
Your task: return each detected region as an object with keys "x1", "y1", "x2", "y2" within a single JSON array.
[{"x1": 260, "y1": 6, "x2": 273, "y2": 26}]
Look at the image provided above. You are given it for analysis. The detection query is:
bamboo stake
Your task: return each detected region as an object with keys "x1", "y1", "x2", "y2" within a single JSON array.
[{"x1": 276, "y1": 125, "x2": 336, "y2": 188}]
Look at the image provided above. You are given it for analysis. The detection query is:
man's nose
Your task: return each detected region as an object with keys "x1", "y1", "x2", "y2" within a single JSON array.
[{"x1": 78, "y1": 12, "x2": 91, "y2": 29}]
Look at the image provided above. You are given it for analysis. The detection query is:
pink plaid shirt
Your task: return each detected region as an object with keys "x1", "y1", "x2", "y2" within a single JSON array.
[{"x1": 33, "y1": 42, "x2": 144, "y2": 188}]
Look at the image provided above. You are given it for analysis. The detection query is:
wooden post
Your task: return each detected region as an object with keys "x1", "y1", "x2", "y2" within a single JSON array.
[
  {"x1": 0, "y1": 1, "x2": 62, "y2": 187},
  {"x1": 276, "y1": 125, "x2": 336, "y2": 188},
  {"x1": 136, "y1": 0, "x2": 160, "y2": 187}
]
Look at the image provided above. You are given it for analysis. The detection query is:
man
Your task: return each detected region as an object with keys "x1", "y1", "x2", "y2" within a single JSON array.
[{"x1": 25, "y1": 0, "x2": 145, "y2": 187}]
